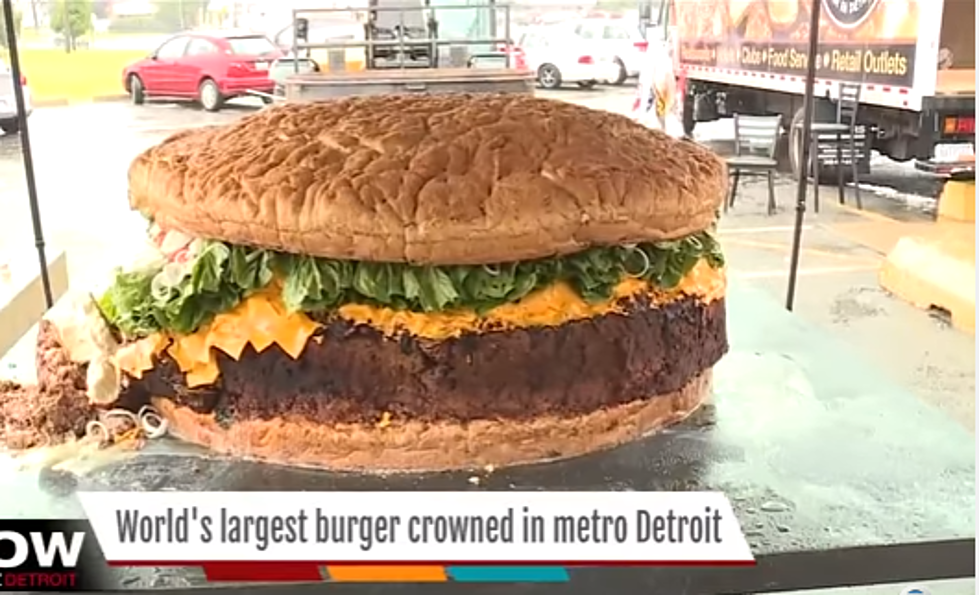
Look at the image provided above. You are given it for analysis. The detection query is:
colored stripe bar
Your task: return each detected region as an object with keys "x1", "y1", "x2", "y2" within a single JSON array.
[
  {"x1": 201, "y1": 562, "x2": 323, "y2": 582},
  {"x1": 326, "y1": 566, "x2": 448, "y2": 582},
  {"x1": 446, "y1": 566, "x2": 570, "y2": 582}
]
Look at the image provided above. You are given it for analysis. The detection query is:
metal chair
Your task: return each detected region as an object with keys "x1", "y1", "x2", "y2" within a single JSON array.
[
  {"x1": 800, "y1": 82, "x2": 865, "y2": 212},
  {"x1": 726, "y1": 114, "x2": 781, "y2": 216}
]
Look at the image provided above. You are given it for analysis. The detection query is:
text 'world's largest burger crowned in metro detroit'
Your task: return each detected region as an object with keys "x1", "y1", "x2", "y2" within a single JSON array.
[{"x1": 22, "y1": 94, "x2": 731, "y2": 472}]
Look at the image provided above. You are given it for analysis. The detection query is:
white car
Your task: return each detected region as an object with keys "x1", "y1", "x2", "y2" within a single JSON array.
[
  {"x1": 562, "y1": 18, "x2": 649, "y2": 85},
  {"x1": 516, "y1": 27, "x2": 619, "y2": 90},
  {"x1": 0, "y1": 59, "x2": 31, "y2": 135}
]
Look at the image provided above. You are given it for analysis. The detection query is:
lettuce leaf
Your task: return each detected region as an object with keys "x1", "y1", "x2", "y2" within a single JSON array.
[{"x1": 98, "y1": 232, "x2": 725, "y2": 339}]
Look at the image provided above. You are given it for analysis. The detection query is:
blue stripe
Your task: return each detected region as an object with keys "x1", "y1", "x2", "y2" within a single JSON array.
[{"x1": 446, "y1": 566, "x2": 570, "y2": 582}]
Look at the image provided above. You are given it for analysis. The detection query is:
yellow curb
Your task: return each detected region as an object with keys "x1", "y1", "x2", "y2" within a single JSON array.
[
  {"x1": 830, "y1": 200, "x2": 902, "y2": 224},
  {"x1": 826, "y1": 220, "x2": 929, "y2": 255},
  {"x1": 723, "y1": 237, "x2": 880, "y2": 265},
  {"x1": 35, "y1": 95, "x2": 128, "y2": 108}
]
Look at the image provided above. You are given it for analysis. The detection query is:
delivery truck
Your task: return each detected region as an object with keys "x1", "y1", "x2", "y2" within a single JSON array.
[{"x1": 663, "y1": 0, "x2": 975, "y2": 177}]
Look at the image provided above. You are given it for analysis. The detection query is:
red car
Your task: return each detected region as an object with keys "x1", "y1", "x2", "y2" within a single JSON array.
[{"x1": 123, "y1": 31, "x2": 283, "y2": 112}]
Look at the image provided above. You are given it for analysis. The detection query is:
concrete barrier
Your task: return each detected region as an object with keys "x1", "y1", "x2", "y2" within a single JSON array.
[
  {"x1": 879, "y1": 221, "x2": 975, "y2": 334},
  {"x1": 0, "y1": 250, "x2": 70, "y2": 358},
  {"x1": 937, "y1": 179, "x2": 976, "y2": 223},
  {"x1": 879, "y1": 181, "x2": 976, "y2": 333}
]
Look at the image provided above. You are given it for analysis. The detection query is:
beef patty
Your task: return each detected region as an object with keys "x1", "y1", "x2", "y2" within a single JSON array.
[{"x1": 124, "y1": 296, "x2": 727, "y2": 425}]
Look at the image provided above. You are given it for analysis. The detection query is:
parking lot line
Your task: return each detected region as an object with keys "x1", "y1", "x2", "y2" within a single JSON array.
[
  {"x1": 719, "y1": 225, "x2": 814, "y2": 234},
  {"x1": 829, "y1": 201, "x2": 902, "y2": 224},
  {"x1": 724, "y1": 237, "x2": 880, "y2": 264},
  {"x1": 733, "y1": 265, "x2": 879, "y2": 279}
]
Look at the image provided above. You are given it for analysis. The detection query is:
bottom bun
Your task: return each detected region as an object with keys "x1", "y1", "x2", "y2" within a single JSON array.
[{"x1": 152, "y1": 370, "x2": 713, "y2": 473}]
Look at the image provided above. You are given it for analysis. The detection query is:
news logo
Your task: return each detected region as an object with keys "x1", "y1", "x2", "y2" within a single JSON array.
[
  {"x1": 899, "y1": 587, "x2": 931, "y2": 595},
  {"x1": 0, "y1": 520, "x2": 113, "y2": 591}
]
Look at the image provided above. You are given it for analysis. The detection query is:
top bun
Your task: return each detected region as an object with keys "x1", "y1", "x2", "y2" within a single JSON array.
[{"x1": 128, "y1": 94, "x2": 726, "y2": 265}]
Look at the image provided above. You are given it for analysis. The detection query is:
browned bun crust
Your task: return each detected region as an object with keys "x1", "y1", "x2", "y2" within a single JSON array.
[
  {"x1": 128, "y1": 94, "x2": 727, "y2": 265},
  {"x1": 153, "y1": 370, "x2": 712, "y2": 473}
]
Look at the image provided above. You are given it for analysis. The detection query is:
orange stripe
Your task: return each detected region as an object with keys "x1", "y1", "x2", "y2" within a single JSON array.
[{"x1": 326, "y1": 566, "x2": 448, "y2": 582}]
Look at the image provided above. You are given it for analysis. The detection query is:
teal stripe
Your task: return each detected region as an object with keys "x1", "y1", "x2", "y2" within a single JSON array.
[{"x1": 446, "y1": 566, "x2": 570, "y2": 582}]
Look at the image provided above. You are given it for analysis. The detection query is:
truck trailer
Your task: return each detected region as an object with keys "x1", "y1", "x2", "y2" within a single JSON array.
[{"x1": 664, "y1": 0, "x2": 975, "y2": 177}]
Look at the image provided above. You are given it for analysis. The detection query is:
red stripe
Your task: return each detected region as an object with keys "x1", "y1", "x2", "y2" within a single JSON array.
[
  {"x1": 688, "y1": 67, "x2": 913, "y2": 96},
  {"x1": 111, "y1": 560, "x2": 755, "y2": 568},
  {"x1": 200, "y1": 562, "x2": 324, "y2": 582}
]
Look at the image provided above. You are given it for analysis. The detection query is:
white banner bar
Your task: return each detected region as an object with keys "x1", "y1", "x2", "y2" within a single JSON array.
[{"x1": 78, "y1": 491, "x2": 753, "y2": 563}]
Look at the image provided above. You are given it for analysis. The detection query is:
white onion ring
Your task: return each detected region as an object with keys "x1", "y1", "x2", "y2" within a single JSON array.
[
  {"x1": 103, "y1": 409, "x2": 138, "y2": 424},
  {"x1": 138, "y1": 406, "x2": 168, "y2": 440},
  {"x1": 623, "y1": 247, "x2": 651, "y2": 278},
  {"x1": 150, "y1": 273, "x2": 177, "y2": 302},
  {"x1": 151, "y1": 262, "x2": 192, "y2": 302},
  {"x1": 482, "y1": 265, "x2": 500, "y2": 277},
  {"x1": 84, "y1": 421, "x2": 110, "y2": 445}
]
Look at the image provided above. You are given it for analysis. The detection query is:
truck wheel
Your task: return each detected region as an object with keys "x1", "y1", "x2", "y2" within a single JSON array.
[
  {"x1": 788, "y1": 108, "x2": 807, "y2": 181},
  {"x1": 789, "y1": 108, "x2": 864, "y2": 181}
]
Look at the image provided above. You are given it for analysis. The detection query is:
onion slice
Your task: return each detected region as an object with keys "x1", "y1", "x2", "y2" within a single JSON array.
[
  {"x1": 138, "y1": 406, "x2": 168, "y2": 440},
  {"x1": 623, "y1": 247, "x2": 651, "y2": 278},
  {"x1": 103, "y1": 409, "x2": 138, "y2": 424},
  {"x1": 84, "y1": 421, "x2": 110, "y2": 446}
]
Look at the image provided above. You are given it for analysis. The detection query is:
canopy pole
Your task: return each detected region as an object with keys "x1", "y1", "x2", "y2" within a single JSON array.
[
  {"x1": 785, "y1": 0, "x2": 822, "y2": 311},
  {"x1": 2, "y1": 0, "x2": 52, "y2": 308}
]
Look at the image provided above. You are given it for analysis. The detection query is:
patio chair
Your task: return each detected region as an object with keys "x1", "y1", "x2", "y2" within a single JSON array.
[
  {"x1": 797, "y1": 82, "x2": 865, "y2": 212},
  {"x1": 726, "y1": 114, "x2": 781, "y2": 216}
]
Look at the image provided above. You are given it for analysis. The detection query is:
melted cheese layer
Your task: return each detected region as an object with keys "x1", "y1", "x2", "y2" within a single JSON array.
[
  {"x1": 114, "y1": 262, "x2": 725, "y2": 388},
  {"x1": 338, "y1": 260, "x2": 725, "y2": 339}
]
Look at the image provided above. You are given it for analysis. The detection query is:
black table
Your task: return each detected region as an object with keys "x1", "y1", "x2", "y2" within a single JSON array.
[{"x1": 2, "y1": 281, "x2": 974, "y2": 593}]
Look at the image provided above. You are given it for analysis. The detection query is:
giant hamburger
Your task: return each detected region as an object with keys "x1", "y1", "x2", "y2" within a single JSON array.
[{"x1": 76, "y1": 94, "x2": 728, "y2": 472}]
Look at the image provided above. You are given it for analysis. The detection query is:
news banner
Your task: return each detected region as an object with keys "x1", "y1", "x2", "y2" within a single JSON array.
[{"x1": 0, "y1": 492, "x2": 754, "y2": 590}]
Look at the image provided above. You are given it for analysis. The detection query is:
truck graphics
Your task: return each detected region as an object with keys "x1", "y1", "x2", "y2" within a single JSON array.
[
  {"x1": 675, "y1": 0, "x2": 919, "y2": 89},
  {"x1": 670, "y1": 0, "x2": 974, "y2": 172}
]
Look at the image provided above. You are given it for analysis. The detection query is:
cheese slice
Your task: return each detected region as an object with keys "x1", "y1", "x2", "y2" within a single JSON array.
[
  {"x1": 114, "y1": 263, "x2": 725, "y2": 388},
  {"x1": 113, "y1": 290, "x2": 319, "y2": 388},
  {"x1": 114, "y1": 334, "x2": 168, "y2": 380}
]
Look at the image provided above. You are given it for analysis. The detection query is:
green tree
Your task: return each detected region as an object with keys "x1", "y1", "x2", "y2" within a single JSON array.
[
  {"x1": 0, "y1": 9, "x2": 24, "y2": 50},
  {"x1": 50, "y1": 0, "x2": 93, "y2": 53},
  {"x1": 152, "y1": 0, "x2": 208, "y2": 32}
]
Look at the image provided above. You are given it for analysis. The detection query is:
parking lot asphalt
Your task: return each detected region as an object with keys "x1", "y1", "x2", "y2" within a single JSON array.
[{"x1": 0, "y1": 88, "x2": 972, "y2": 430}]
